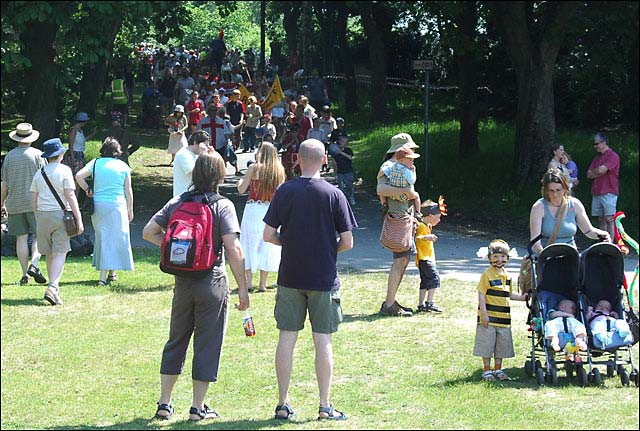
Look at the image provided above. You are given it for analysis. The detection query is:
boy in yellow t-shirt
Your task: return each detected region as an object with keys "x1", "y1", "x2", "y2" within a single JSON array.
[
  {"x1": 473, "y1": 240, "x2": 528, "y2": 381},
  {"x1": 415, "y1": 199, "x2": 444, "y2": 313}
]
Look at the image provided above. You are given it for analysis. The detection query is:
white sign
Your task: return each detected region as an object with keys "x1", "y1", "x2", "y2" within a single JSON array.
[{"x1": 412, "y1": 60, "x2": 433, "y2": 70}]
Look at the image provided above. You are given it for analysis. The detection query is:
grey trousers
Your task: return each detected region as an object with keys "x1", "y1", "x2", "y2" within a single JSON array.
[{"x1": 160, "y1": 269, "x2": 230, "y2": 381}]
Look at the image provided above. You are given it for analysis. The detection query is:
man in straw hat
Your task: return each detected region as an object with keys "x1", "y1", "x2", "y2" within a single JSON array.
[
  {"x1": 376, "y1": 132, "x2": 421, "y2": 317},
  {"x1": 1, "y1": 123, "x2": 47, "y2": 285}
]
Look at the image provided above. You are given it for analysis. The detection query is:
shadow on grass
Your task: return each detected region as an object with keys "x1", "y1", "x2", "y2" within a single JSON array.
[
  {"x1": 439, "y1": 366, "x2": 585, "y2": 389},
  {"x1": 1, "y1": 297, "x2": 49, "y2": 307},
  {"x1": 108, "y1": 283, "x2": 174, "y2": 294},
  {"x1": 49, "y1": 416, "x2": 316, "y2": 430}
]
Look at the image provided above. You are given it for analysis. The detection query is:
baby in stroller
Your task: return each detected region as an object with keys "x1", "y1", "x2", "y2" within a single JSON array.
[
  {"x1": 585, "y1": 299, "x2": 633, "y2": 350},
  {"x1": 544, "y1": 299, "x2": 588, "y2": 361}
]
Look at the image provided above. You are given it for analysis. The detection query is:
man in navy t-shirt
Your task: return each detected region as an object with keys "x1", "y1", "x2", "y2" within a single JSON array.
[{"x1": 264, "y1": 138, "x2": 356, "y2": 421}]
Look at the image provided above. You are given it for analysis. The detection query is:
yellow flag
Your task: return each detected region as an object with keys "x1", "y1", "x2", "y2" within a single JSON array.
[
  {"x1": 261, "y1": 75, "x2": 285, "y2": 112},
  {"x1": 238, "y1": 84, "x2": 252, "y2": 106}
]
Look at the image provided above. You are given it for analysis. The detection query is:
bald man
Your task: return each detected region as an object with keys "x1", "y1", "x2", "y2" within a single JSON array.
[{"x1": 263, "y1": 139, "x2": 357, "y2": 420}]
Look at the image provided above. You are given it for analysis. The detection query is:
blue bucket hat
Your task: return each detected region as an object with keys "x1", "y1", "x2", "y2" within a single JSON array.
[
  {"x1": 41, "y1": 138, "x2": 66, "y2": 158},
  {"x1": 76, "y1": 112, "x2": 90, "y2": 122}
]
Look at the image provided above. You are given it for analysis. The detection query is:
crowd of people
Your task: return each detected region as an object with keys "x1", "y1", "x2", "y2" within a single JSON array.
[{"x1": 1, "y1": 46, "x2": 626, "y2": 419}]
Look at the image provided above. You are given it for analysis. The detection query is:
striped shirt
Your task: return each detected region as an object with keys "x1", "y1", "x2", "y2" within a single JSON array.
[{"x1": 477, "y1": 266, "x2": 513, "y2": 328}]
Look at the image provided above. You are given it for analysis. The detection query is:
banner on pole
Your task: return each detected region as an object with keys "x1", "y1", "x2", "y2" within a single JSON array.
[{"x1": 260, "y1": 75, "x2": 285, "y2": 112}]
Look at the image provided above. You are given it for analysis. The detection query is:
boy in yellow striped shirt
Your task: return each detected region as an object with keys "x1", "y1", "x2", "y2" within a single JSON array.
[{"x1": 473, "y1": 239, "x2": 528, "y2": 381}]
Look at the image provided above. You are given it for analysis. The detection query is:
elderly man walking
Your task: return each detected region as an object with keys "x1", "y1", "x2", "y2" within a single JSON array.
[{"x1": 1, "y1": 123, "x2": 47, "y2": 285}]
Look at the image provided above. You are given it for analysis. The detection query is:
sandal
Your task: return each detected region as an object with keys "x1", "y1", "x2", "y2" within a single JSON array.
[
  {"x1": 482, "y1": 370, "x2": 496, "y2": 381},
  {"x1": 107, "y1": 273, "x2": 118, "y2": 283},
  {"x1": 493, "y1": 370, "x2": 510, "y2": 381},
  {"x1": 274, "y1": 403, "x2": 295, "y2": 420},
  {"x1": 188, "y1": 404, "x2": 219, "y2": 421},
  {"x1": 155, "y1": 402, "x2": 174, "y2": 420},
  {"x1": 317, "y1": 404, "x2": 347, "y2": 421}
]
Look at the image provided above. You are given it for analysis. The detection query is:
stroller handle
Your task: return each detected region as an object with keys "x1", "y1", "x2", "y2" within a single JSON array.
[{"x1": 527, "y1": 234, "x2": 543, "y2": 257}]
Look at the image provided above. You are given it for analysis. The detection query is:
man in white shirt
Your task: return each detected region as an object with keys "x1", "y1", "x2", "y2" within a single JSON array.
[{"x1": 173, "y1": 130, "x2": 210, "y2": 197}]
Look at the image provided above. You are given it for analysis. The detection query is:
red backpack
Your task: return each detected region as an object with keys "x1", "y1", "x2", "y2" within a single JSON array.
[{"x1": 160, "y1": 192, "x2": 223, "y2": 278}]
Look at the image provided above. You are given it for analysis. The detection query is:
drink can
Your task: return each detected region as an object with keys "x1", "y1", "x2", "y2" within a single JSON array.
[{"x1": 243, "y1": 315, "x2": 256, "y2": 337}]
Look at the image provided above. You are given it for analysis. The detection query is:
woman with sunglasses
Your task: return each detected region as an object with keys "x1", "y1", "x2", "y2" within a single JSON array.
[{"x1": 529, "y1": 168, "x2": 610, "y2": 255}]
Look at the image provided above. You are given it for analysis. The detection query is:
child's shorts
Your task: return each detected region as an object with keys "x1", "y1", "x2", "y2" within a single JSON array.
[
  {"x1": 473, "y1": 325, "x2": 515, "y2": 358},
  {"x1": 418, "y1": 259, "x2": 440, "y2": 290}
]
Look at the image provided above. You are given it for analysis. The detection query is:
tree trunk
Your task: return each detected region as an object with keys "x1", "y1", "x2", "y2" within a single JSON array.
[
  {"x1": 492, "y1": 2, "x2": 579, "y2": 185},
  {"x1": 335, "y1": 3, "x2": 358, "y2": 113},
  {"x1": 360, "y1": 2, "x2": 393, "y2": 123},
  {"x1": 77, "y1": 19, "x2": 122, "y2": 118},
  {"x1": 20, "y1": 21, "x2": 59, "y2": 143},
  {"x1": 282, "y1": 4, "x2": 301, "y2": 75},
  {"x1": 457, "y1": 2, "x2": 480, "y2": 157}
]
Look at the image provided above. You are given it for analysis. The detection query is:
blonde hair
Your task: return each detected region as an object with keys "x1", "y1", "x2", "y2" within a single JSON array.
[
  {"x1": 540, "y1": 168, "x2": 569, "y2": 202},
  {"x1": 252, "y1": 142, "x2": 285, "y2": 200}
]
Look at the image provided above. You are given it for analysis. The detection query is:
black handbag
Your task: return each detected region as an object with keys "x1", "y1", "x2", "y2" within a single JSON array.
[{"x1": 40, "y1": 168, "x2": 79, "y2": 237}]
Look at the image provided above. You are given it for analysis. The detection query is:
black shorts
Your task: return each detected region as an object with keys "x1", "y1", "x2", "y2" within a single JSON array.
[{"x1": 418, "y1": 259, "x2": 440, "y2": 290}]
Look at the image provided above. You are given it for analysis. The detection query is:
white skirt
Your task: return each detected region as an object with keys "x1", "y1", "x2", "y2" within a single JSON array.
[{"x1": 239, "y1": 201, "x2": 281, "y2": 272}]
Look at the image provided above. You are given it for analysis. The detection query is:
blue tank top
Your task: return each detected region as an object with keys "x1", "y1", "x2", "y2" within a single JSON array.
[{"x1": 540, "y1": 198, "x2": 577, "y2": 248}]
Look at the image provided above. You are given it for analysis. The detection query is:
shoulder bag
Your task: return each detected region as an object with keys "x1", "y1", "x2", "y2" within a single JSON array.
[
  {"x1": 518, "y1": 198, "x2": 567, "y2": 294},
  {"x1": 380, "y1": 208, "x2": 416, "y2": 253},
  {"x1": 41, "y1": 168, "x2": 79, "y2": 237}
]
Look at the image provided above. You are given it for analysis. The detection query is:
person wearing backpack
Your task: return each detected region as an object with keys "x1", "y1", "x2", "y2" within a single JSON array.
[{"x1": 142, "y1": 148, "x2": 249, "y2": 422}]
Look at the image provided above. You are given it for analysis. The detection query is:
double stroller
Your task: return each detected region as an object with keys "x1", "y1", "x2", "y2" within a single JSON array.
[{"x1": 524, "y1": 240, "x2": 638, "y2": 386}]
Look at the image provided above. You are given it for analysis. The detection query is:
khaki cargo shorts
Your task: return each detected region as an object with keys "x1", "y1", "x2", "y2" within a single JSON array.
[{"x1": 274, "y1": 285, "x2": 343, "y2": 334}]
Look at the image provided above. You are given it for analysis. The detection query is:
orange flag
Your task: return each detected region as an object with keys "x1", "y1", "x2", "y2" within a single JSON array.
[
  {"x1": 238, "y1": 84, "x2": 252, "y2": 106},
  {"x1": 260, "y1": 75, "x2": 285, "y2": 112}
]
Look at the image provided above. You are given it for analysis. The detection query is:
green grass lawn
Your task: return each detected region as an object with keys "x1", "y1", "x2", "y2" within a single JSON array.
[
  {"x1": 2, "y1": 252, "x2": 639, "y2": 430},
  {"x1": 1, "y1": 83, "x2": 639, "y2": 429}
]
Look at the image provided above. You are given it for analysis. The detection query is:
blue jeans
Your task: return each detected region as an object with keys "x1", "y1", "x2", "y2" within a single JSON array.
[
  {"x1": 337, "y1": 172, "x2": 354, "y2": 202},
  {"x1": 242, "y1": 127, "x2": 257, "y2": 151}
]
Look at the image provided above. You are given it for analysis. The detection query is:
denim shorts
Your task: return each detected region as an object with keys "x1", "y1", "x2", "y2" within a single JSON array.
[
  {"x1": 591, "y1": 193, "x2": 617, "y2": 216},
  {"x1": 418, "y1": 259, "x2": 440, "y2": 290}
]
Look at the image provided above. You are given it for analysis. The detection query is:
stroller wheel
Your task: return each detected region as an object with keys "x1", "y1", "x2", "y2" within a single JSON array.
[
  {"x1": 577, "y1": 365, "x2": 588, "y2": 387},
  {"x1": 534, "y1": 359, "x2": 542, "y2": 370},
  {"x1": 535, "y1": 367, "x2": 545, "y2": 385},
  {"x1": 524, "y1": 360, "x2": 534, "y2": 377},
  {"x1": 590, "y1": 368, "x2": 602, "y2": 386},
  {"x1": 606, "y1": 361, "x2": 616, "y2": 377},
  {"x1": 619, "y1": 367, "x2": 630, "y2": 386},
  {"x1": 630, "y1": 369, "x2": 639, "y2": 387},
  {"x1": 565, "y1": 360, "x2": 574, "y2": 378}
]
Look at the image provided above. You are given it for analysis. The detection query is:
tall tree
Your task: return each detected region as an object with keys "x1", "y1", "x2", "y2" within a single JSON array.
[
  {"x1": 359, "y1": 1, "x2": 394, "y2": 123},
  {"x1": 490, "y1": 1, "x2": 580, "y2": 185},
  {"x1": 335, "y1": 2, "x2": 358, "y2": 113}
]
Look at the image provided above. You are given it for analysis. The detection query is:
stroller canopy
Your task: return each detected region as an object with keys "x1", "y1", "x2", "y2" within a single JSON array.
[
  {"x1": 537, "y1": 243, "x2": 580, "y2": 300},
  {"x1": 579, "y1": 242, "x2": 625, "y2": 311}
]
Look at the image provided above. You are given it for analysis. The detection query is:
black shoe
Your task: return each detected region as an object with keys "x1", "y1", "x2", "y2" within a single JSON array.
[
  {"x1": 19, "y1": 275, "x2": 29, "y2": 286},
  {"x1": 415, "y1": 304, "x2": 428, "y2": 313},
  {"x1": 27, "y1": 264, "x2": 47, "y2": 284},
  {"x1": 425, "y1": 302, "x2": 443, "y2": 313},
  {"x1": 379, "y1": 301, "x2": 413, "y2": 317},
  {"x1": 396, "y1": 301, "x2": 414, "y2": 314}
]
